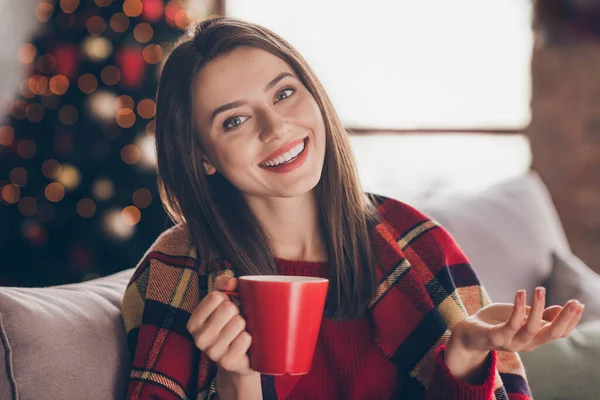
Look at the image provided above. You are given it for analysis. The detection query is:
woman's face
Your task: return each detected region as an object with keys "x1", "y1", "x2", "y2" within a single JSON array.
[{"x1": 194, "y1": 46, "x2": 326, "y2": 199}]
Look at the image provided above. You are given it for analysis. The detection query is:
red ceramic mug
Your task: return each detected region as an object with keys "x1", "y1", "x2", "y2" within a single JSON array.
[{"x1": 225, "y1": 275, "x2": 328, "y2": 375}]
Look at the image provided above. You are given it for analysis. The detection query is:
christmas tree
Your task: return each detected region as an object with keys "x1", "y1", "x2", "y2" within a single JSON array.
[{"x1": 0, "y1": 0, "x2": 219, "y2": 287}]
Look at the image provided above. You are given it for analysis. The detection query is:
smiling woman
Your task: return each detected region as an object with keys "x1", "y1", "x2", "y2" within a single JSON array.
[{"x1": 121, "y1": 17, "x2": 581, "y2": 400}]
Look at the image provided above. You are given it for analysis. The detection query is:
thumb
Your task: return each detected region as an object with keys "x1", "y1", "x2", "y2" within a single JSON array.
[{"x1": 214, "y1": 275, "x2": 238, "y2": 292}]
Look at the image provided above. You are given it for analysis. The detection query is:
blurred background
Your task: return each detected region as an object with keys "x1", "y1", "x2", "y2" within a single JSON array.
[{"x1": 0, "y1": 0, "x2": 598, "y2": 287}]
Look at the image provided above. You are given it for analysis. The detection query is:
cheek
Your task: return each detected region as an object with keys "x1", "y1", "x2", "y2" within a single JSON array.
[{"x1": 214, "y1": 141, "x2": 257, "y2": 171}]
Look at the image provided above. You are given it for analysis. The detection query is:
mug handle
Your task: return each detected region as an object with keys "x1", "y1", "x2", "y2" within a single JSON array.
[{"x1": 222, "y1": 290, "x2": 240, "y2": 299}]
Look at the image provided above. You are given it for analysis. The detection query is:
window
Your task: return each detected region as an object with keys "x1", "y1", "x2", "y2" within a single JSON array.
[{"x1": 226, "y1": 0, "x2": 533, "y2": 130}]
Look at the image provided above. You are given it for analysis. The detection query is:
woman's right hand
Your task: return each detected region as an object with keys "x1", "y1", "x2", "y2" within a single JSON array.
[{"x1": 186, "y1": 274, "x2": 254, "y2": 376}]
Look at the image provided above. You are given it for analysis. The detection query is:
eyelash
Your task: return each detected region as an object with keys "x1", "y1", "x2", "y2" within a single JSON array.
[{"x1": 222, "y1": 87, "x2": 296, "y2": 131}]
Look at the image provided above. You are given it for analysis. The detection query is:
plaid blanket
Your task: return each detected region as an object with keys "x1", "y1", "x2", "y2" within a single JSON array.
[{"x1": 122, "y1": 195, "x2": 533, "y2": 399}]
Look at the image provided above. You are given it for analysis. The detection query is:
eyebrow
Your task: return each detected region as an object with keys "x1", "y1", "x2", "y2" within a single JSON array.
[{"x1": 209, "y1": 72, "x2": 296, "y2": 124}]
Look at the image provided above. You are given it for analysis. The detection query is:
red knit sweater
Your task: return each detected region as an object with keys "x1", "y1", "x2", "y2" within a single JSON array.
[{"x1": 273, "y1": 258, "x2": 495, "y2": 400}]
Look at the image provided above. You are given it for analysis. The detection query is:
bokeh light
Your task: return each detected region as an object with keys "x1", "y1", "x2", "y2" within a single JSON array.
[
  {"x1": 122, "y1": 205, "x2": 141, "y2": 225},
  {"x1": 26, "y1": 103, "x2": 45, "y2": 123},
  {"x1": 0, "y1": 125, "x2": 15, "y2": 146},
  {"x1": 29, "y1": 75, "x2": 48, "y2": 96},
  {"x1": 123, "y1": 0, "x2": 143, "y2": 17},
  {"x1": 121, "y1": 143, "x2": 140, "y2": 164},
  {"x1": 116, "y1": 108, "x2": 136, "y2": 128},
  {"x1": 101, "y1": 65, "x2": 121, "y2": 86},
  {"x1": 88, "y1": 90, "x2": 118, "y2": 121},
  {"x1": 145, "y1": 120, "x2": 156, "y2": 136},
  {"x1": 86, "y1": 16, "x2": 107, "y2": 36},
  {"x1": 78, "y1": 73, "x2": 98, "y2": 94},
  {"x1": 17, "y1": 139, "x2": 37, "y2": 159},
  {"x1": 42, "y1": 159, "x2": 62, "y2": 179},
  {"x1": 60, "y1": 0, "x2": 80, "y2": 14},
  {"x1": 49, "y1": 75, "x2": 70, "y2": 95},
  {"x1": 110, "y1": 12, "x2": 129, "y2": 33},
  {"x1": 82, "y1": 36, "x2": 113, "y2": 62},
  {"x1": 18, "y1": 197, "x2": 38, "y2": 217},
  {"x1": 133, "y1": 188, "x2": 152, "y2": 208},
  {"x1": 136, "y1": 134, "x2": 157, "y2": 169},
  {"x1": 143, "y1": 44, "x2": 163, "y2": 64},
  {"x1": 21, "y1": 219, "x2": 47, "y2": 246},
  {"x1": 137, "y1": 98, "x2": 156, "y2": 119},
  {"x1": 77, "y1": 198, "x2": 96, "y2": 218},
  {"x1": 36, "y1": 2, "x2": 55, "y2": 23},
  {"x1": 103, "y1": 208, "x2": 134, "y2": 238},
  {"x1": 2, "y1": 184, "x2": 21, "y2": 204},
  {"x1": 59, "y1": 105, "x2": 79, "y2": 125},
  {"x1": 18, "y1": 44, "x2": 37, "y2": 64},
  {"x1": 58, "y1": 164, "x2": 82, "y2": 190},
  {"x1": 45, "y1": 182, "x2": 65, "y2": 202},
  {"x1": 115, "y1": 95, "x2": 135, "y2": 111},
  {"x1": 133, "y1": 23, "x2": 154, "y2": 43},
  {"x1": 92, "y1": 178, "x2": 115, "y2": 201},
  {"x1": 9, "y1": 167, "x2": 28, "y2": 186}
]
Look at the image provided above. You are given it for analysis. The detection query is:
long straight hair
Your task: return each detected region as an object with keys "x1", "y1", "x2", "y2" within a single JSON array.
[{"x1": 155, "y1": 17, "x2": 380, "y2": 320}]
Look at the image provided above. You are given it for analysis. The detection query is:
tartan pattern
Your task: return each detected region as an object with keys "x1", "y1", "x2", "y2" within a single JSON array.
[{"x1": 121, "y1": 195, "x2": 533, "y2": 400}]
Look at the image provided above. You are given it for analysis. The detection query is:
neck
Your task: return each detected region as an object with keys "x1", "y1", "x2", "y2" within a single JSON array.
[{"x1": 244, "y1": 190, "x2": 327, "y2": 262}]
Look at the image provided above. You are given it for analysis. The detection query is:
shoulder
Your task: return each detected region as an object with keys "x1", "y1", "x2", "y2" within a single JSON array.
[
  {"x1": 368, "y1": 192, "x2": 432, "y2": 232},
  {"x1": 123, "y1": 224, "x2": 198, "y2": 300},
  {"x1": 134, "y1": 224, "x2": 198, "y2": 269},
  {"x1": 368, "y1": 192, "x2": 466, "y2": 264}
]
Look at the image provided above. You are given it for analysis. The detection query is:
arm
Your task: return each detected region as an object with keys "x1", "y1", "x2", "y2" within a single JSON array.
[{"x1": 384, "y1": 200, "x2": 534, "y2": 400}]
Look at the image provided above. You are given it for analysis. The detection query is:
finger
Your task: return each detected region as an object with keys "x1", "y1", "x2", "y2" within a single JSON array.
[
  {"x1": 193, "y1": 300, "x2": 240, "y2": 350},
  {"x1": 186, "y1": 291, "x2": 229, "y2": 334},
  {"x1": 561, "y1": 303, "x2": 585, "y2": 338},
  {"x1": 205, "y1": 314, "x2": 247, "y2": 362},
  {"x1": 215, "y1": 275, "x2": 238, "y2": 292},
  {"x1": 535, "y1": 300, "x2": 580, "y2": 344},
  {"x1": 542, "y1": 305, "x2": 563, "y2": 323},
  {"x1": 515, "y1": 287, "x2": 545, "y2": 343},
  {"x1": 219, "y1": 331, "x2": 253, "y2": 373},
  {"x1": 504, "y1": 290, "x2": 527, "y2": 333}
]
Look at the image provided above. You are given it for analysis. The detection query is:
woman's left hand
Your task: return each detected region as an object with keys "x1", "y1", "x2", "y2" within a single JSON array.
[{"x1": 451, "y1": 287, "x2": 585, "y2": 354}]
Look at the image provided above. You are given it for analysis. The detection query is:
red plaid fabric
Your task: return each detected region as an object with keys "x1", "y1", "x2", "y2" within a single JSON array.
[{"x1": 122, "y1": 195, "x2": 533, "y2": 399}]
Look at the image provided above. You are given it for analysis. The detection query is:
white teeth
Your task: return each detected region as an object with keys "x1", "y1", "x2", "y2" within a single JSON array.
[{"x1": 261, "y1": 139, "x2": 306, "y2": 167}]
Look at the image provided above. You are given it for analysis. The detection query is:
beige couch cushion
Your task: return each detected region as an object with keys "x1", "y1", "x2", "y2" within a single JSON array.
[
  {"x1": 418, "y1": 171, "x2": 570, "y2": 303},
  {"x1": 0, "y1": 268, "x2": 134, "y2": 400}
]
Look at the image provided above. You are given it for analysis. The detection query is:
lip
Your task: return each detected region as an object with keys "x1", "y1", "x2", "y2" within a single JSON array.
[{"x1": 259, "y1": 137, "x2": 307, "y2": 165}]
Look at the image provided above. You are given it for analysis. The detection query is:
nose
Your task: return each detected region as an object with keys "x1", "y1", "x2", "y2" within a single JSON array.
[{"x1": 258, "y1": 108, "x2": 290, "y2": 142}]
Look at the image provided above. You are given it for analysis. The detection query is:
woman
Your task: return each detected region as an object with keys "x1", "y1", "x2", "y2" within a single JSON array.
[{"x1": 122, "y1": 17, "x2": 584, "y2": 400}]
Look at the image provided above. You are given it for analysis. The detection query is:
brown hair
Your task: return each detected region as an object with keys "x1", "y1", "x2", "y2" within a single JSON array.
[{"x1": 155, "y1": 17, "x2": 380, "y2": 320}]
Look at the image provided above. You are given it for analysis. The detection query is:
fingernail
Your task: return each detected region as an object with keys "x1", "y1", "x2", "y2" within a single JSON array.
[
  {"x1": 518, "y1": 290, "x2": 525, "y2": 300},
  {"x1": 537, "y1": 287, "x2": 545, "y2": 299},
  {"x1": 576, "y1": 305, "x2": 585, "y2": 315}
]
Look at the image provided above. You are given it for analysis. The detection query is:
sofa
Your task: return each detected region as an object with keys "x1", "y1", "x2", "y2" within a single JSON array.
[{"x1": 2, "y1": 171, "x2": 600, "y2": 400}]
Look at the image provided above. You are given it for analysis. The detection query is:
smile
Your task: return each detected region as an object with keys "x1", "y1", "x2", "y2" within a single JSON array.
[{"x1": 259, "y1": 138, "x2": 307, "y2": 168}]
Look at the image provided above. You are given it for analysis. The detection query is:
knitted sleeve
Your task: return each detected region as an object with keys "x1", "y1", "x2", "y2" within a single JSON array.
[
  {"x1": 377, "y1": 198, "x2": 534, "y2": 400},
  {"x1": 121, "y1": 225, "x2": 220, "y2": 400}
]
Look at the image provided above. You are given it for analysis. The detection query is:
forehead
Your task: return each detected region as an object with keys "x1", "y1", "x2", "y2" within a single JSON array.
[{"x1": 194, "y1": 47, "x2": 296, "y2": 114}]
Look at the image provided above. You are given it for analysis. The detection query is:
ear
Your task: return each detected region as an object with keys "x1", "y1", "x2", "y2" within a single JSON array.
[{"x1": 202, "y1": 158, "x2": 217, "y2": 175}]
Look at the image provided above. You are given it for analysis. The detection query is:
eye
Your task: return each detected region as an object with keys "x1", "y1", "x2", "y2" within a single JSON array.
[
  {"x1": 223, "y1": 115, "x2": 249, "y2": 131},
  {"x1": 275, "y1": 88, "x2": 295, "y2": 103}
]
